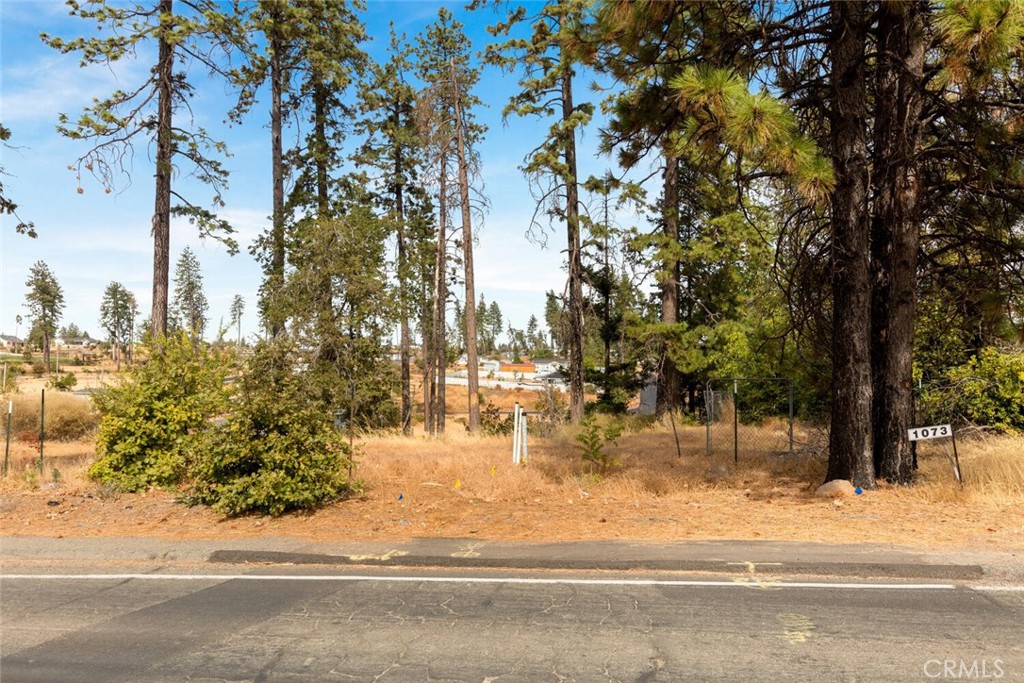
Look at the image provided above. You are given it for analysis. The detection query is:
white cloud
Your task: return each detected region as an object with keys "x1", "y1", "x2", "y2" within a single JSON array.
[{"x1": 3, "y1": 54, "x2": 149, "y2": 128}]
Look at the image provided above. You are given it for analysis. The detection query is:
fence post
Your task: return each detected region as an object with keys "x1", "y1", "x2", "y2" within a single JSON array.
[
  {"x1": 732, "y1": 379, "x2": 739, "y2": 465},
  {"x1": 521, "y1": 410, "x2": 528, "y2": 465},
  {"x1": 788, "y1": 380, "x2": 794, "y2": 456},
  {"x1": 3, "y1": 400, "x2": 11, "y2": 476},
  {"x1": 512, "y1": 402, "x2": 520, "y2": 464},
  {"x1": 705, "y1": 381, "x2": 712, "y2": 456}
]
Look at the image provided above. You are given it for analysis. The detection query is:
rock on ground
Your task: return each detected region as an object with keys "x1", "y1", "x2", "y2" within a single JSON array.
[{"x1": 816, "y1": 479, "x2": 856, "y2": 498}]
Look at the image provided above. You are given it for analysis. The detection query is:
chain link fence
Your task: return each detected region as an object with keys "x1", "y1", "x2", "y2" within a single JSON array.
[{"x1": 705, "y1": 378, "x2": 794, "y2": 461}]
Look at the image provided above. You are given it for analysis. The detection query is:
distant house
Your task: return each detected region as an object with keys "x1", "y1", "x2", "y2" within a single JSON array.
[
  {"x1": 57, "y1": 336, "x2": 101, "y2": 348},
  {"x1": 532, "y1": 358, "x2": 567, "y2": 375},
  {"x1": 536, "y1": 370, "x2": 566, "y2": 384},
  {"x1": 0, "y1": 335, "x2": 25, "y2": 352},
  {"x1": 480, "y1": 359, "x2": 501, "y2": 374}
]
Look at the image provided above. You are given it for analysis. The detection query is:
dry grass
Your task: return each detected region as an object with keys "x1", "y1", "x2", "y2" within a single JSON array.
[
  {"x1": 357, "y1": 421, "x2": 827, "y2": 503},
  {"x1": 2, "y1": 415, "x2": 1022, "y2": 551},
  {"x1": 6, "y1": 392, "x2": 99, "y2": 442},
  {"x1": 906, "y1": 434, "x2": 1024, "y2": 504}
]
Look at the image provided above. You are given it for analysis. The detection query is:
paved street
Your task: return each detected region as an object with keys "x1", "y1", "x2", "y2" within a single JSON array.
[{"x1": 2, "y1": 563, "x2": 1023, "y2": 682}]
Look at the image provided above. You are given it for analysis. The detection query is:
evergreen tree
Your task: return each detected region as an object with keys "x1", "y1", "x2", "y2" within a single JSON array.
[
  {"x1": 59, "y1": 323, "x2": 85, "y2": 340},
  {"x1": 488, "y1": 300, "x2": 503, "y2": 352},
  {"x1": 43, "y1": 1, "x2": 236, "y2": 340},
  {"x1": 24, "y1": 261, "x2": 64, "y2": 370},
  {"x1": 227, "y1": 0, "x2": 367, "y2": 336},
  {"x1": 171, "y1": 246, "x2": 209, "y2": 339},
  {"x1": 228, "y1": 295, "x2": 245, "y2": 347},
  {"x1": 484, "y1": 0, "x2": 594, "y2": 422},
  {"x1": 356, "y1": 25, "x2": 430, "y2": 435},
  {"x1": 284, "y1": 201, "x2": 399, "y2": 427},
  {"x1": 416, "y1": 8, "x2": 486, "y2": 433},
  {"x1": 100, "y1": 282, "x2": 137, "y2": 369}
]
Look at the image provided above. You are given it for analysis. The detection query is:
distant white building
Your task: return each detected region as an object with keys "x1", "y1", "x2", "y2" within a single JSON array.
[
  {"x1": 0, "y1": 335, "x2": 25, "y2": 352},
  {"x1": 531, "y1": 358, "x2": 567, "y2": 375},
  {"x1": 56, "y1": 336, "x2": 101, "y2": 348}
]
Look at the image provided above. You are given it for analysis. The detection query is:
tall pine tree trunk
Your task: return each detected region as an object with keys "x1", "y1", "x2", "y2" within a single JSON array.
[
  {"x1": 826, "y1": 0, "x2": 876, "y2": 490},
  {"x1": 151, "y1": 0, "x2": 173, "y2": 341},
  {"x1": 432, "y1": 150, "x2": 450, "y2": 435},
  {"x1": 871, "y1": 0, "x2": 926, "y2": 485},
  {"x1": 656, "y1": 147, "x2": 681, "y2": 418},
  {"x1": 451, "y1": 62, "x2": 480, "y2": 434},
  {"x1": 313, "y1": 82, "x2": 330, "y2": 216},
  {"x1": 309, "y1": 81, "x2": 340, "y2": 381},
  {"x1": 268, "y1": 17, "x2": 286, "y2": 338},
  {"x1": 422, "y1": 287, "x2": 435, "y2": 434},
  {"x1": 562, "y1": 68, "x2": 585, "y2": 424},
  {"x1": 394, "y1": 122, "x2": 412, "y2": 436}
]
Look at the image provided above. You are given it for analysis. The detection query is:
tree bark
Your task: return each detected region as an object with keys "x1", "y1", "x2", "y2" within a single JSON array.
[
  {"x1": 870, "y1": 0, "x2": 927, "y2": 485},
  {"x1": 826, "y1": 0, "x2": 876, "y2": 490},
  {"x1": 422, "y1": 286, "x2": 435, "y2": 434},
  {"x1": 431, "y1": 148, "x2": 450, "y2": 435},
  {"x1": 450, "y1": 60, "x2": 480, "y2": 434},
  {"x1": 313, "y1": 81, "x2": 330, "y2": 217},
  {"x1": 656, "y1": 147, "x2": 681, "y2": 418},
  {"x1": 394, "y1": 110, "x2": 412, "y2": 436},
  {"x1": 562, "y1": 68, "x2": 585, "y2": 424},
  {"x1": 151, "y1": 0, "x2": 173, "y2": 341},
  {"x1": 268, "y1": 12, "x2": 286, "y2": 338}
]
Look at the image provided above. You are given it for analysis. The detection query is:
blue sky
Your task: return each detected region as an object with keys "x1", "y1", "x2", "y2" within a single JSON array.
[{"x1": 1, "y1": 0, "x2": 647, "y2": 344}]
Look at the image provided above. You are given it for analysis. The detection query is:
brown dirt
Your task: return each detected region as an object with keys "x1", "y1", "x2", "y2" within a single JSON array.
[{"x1": 2, "y1": 415, "x2": 1022, "y2": 553}]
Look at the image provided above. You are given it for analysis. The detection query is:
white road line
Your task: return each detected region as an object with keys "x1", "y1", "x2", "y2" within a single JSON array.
[
  {"x1": 970, "y1": 585, "x2": 1024, "y2": 593},
  {"x1": 0, "y1": 574, "x2": 961, "y2": 590}
]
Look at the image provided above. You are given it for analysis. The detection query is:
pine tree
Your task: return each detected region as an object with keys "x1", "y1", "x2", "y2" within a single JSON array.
[
  {"x1": 357, "y1": 25, "x2": 429, "y2": 436},
  {"x1": 488, "y1": 300, "x2": 503, "y2": 352},
  {"x1": 416, "y1": 8, "x2": 486, "y2": 433},
  {"x1": 284, "y1": 202, "x2": 399, "y2": 426},
  {"x1": 24, "y1": 261, "x2": 64, "y2": 370},
  {"x1": 100, "y1": 282, "x2": 137, "y2": 370},
  {"x1": 171, "y1": 246, "x2": 209, "y2": 340},
  {"x1": 229, "y1": 295, "x2": 245, "y2": 347},
  {"x1": 869, "y1": 0, "x2": 928, "y2": 485},
  {"x1": 484, "y1": 0, "x2": 594, "y2": 422},
  {"x1": 43, "y1": 1, "x2": 236, "y2": 340},
  {"x1": 227, "y1": 0, "x2": 367, "y2": 336}
]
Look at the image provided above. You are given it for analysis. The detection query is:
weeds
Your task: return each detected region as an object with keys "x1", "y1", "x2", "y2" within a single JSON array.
[
  {"x1": 48, "y1": 372, "x2": 78, "y2": 391},
  {"x1": 575, "y1": 414, "x2": 623, "y2": 474},
  {"x1": 10, "y1": 393, "x2": 99, "y2": 441}
]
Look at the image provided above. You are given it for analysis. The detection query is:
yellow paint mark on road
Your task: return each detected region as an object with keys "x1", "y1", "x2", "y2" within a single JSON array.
[{"x1": 776, "y1": 613, "x2": 815, "y2": 643}]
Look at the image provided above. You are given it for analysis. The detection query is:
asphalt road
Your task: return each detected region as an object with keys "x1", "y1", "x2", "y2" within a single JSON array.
[{"x1": 2, "y1": 567, "x2": 1022, "y2": 682}]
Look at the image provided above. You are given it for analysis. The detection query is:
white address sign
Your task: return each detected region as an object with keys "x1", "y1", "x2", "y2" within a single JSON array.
[{"x1": 907, "y1": 424, "x2": 952, "y2": 441}]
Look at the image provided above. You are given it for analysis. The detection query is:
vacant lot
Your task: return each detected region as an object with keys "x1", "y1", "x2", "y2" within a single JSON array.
[{"x1": 2, "y1": 384, "x2": 1022, "y2": 552}]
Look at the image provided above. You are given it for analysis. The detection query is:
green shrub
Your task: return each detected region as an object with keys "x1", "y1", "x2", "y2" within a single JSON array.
[
  {"x1": 185, "y1": 340, "x2": 354, "y2": 516},
  {"x1": 480, "y1": 402, "x2": 514, "y2": 436},
  {"x1": 48, "y1": 372, "x2": 77, "y2": 391},
  {"x1": 920, "y1": 347, "x2": 1024, "y2": 433},
  {"x1": 89, "y1": 334, "x2": 231, "y2": 491}
]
